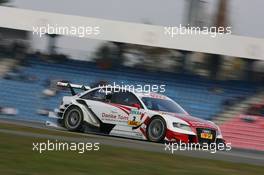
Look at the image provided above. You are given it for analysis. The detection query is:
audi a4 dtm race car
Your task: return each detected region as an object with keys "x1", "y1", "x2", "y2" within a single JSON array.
[{"x1": 52, "y1": 82, "x2": 224, "y2": 144}]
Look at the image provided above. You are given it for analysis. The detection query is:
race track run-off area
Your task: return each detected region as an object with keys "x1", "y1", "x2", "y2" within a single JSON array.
[{"x1": 0, "y1": 118, "x2": 264, "y2": 175}]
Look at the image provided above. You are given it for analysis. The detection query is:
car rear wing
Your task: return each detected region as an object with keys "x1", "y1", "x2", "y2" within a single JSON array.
[{"x1": 57, "y1": 82, "x2": 91, "y2": 95}]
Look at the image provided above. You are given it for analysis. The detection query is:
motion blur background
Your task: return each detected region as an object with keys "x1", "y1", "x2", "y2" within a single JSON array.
[{"x1": 0, "y1": 0, "x2": 264, "y2": 153}]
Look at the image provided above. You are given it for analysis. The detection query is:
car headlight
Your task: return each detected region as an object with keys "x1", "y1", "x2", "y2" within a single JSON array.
[{"x1": 173, "y1": 122, "x2": 192, "y2": 132}]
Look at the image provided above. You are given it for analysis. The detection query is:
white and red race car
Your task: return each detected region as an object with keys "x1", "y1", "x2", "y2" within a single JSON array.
[{"x1": 52, "y1": 82, "x2": 224, "y2": 144}]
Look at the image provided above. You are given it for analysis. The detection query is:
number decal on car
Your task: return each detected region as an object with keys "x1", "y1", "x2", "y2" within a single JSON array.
[{"x1": 128, "y1": 109, "x2": 141, "y2": 126}]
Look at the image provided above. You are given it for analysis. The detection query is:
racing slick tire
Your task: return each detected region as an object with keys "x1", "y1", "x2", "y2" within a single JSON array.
[
  {"x1": 146, "y1": 116, "x2": 167, "y2": 143},
  {"x1": 63, "y1": 105, "x2": 83, "y2": 132}
]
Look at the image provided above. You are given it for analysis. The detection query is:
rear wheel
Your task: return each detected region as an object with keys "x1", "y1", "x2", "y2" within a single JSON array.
[
  {"x1": 147, "y1": 116, "x2": 167, "y2": 142},
  {"x1": 63, "y1": 106, "x2": 83, "y2": 131}
]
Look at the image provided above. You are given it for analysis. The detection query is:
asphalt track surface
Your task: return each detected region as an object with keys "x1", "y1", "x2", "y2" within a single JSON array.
[{"x1": 0, "y1": 118, "x2": 264, "y2": 166}]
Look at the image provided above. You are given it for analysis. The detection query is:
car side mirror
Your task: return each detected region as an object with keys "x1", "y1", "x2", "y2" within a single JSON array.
[{"x1": 132, "y1": 103, "x2": 141, "y2": 109}]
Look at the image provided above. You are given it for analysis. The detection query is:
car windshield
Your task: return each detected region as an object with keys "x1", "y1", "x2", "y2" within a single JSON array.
[{"x1": 141, "y1": 97, "x2": 187, "y2": 114}]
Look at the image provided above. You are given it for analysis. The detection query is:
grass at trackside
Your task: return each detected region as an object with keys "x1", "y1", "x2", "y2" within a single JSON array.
[{"x1": 0, "y1": 130, "x2": 263, "y2": 175}]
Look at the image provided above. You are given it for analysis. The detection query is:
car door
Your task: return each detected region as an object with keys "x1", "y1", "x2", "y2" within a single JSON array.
[
  {"x1": 80, "y1": 87, "x2": 120, "y2": 125},
  {"x1": 110, "y1": 91, "x2": 145, "y2": 127}
]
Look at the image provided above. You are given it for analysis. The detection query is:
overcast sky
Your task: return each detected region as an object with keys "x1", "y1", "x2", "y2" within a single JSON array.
[
  {"x1": 5, "y1": 0, "x2": 264, "y2": 59},
  {"x1": 10, "y1": 0, "x2": 264, "y2": 38}
]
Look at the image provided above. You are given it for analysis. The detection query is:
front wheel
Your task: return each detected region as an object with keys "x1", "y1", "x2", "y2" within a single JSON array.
[
  {"x1": 147, "y1": 116, "x2": 167, "y2": 142},
  {"x1": 63, "y1": 106, "x2": 83, "y2": 131}
]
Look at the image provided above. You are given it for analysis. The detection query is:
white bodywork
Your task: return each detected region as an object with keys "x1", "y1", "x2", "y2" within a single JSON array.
[{"x1": 54, "y1": 84, "x2": 223, "y2": 142}]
